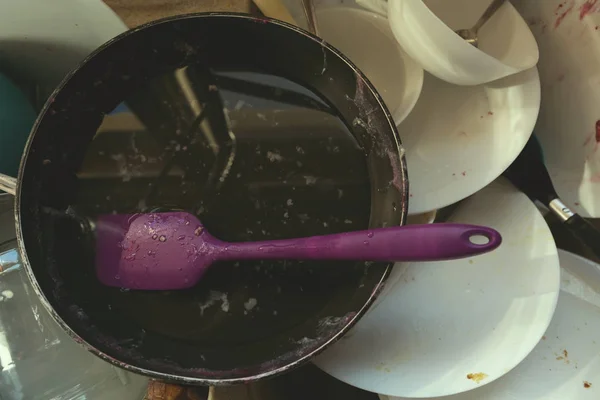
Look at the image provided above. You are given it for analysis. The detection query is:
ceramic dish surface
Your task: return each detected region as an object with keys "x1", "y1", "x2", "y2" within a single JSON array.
[
  {"x1": 382, "y1": 249, "x2": 600, "y2": 400},
  {"x1": 398, "y1": 67, "x2": 540, "y2": 215},
  {"x1": 314, "y1": 178, "x2": 560, "y2": 398},
  {"x1": 388, "y1": 0, "x2": 539, "y2": 85}
]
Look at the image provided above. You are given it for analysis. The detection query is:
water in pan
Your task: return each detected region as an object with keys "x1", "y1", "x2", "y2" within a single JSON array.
[{"x1": 60, "y1": 66, "x2": 373, "y2": 371}]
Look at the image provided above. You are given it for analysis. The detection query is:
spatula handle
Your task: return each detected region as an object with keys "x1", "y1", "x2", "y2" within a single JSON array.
[{"x1": 219, "y1": 224, "x2": 501, "y2": 262}]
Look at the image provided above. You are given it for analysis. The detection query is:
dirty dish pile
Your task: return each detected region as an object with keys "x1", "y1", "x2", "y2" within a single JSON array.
[
  {"x1": 308, "y1": 0, "x2": 600, "y2": 399},
  {"x1": 0, "y1": 0, "x2": 597, "y2": 399}
]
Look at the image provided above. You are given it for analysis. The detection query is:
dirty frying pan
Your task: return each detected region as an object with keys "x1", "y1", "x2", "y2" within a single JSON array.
[{"x1": 0, "y1": 12, "x2": 408, "y2": 392}]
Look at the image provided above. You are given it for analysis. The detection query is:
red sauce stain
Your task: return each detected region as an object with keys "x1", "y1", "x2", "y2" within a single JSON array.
[
  {"x1": 487, "y1": 111, "x2": 494, "y2": 116},
  {"x1": 461, "y1": 171, "x2": 467, "y2": 176},
  {"x1": 595, "y1": 120, "x2": 600, "y2": 142},
  {"x1": 555, "y1": 1, "x2": 575, "y2": 28},
  {"x1": 580, "y1": 0, "x2": 599, "y2": 19},
  {"x1": 590, "y1": 174, "x2": 600, "y2": 183},
  {"x1": 584, "y1": 381, "x2": 592, "y2": 388}
]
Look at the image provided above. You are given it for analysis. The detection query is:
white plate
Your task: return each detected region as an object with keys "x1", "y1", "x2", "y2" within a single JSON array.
[
  {"x1": 0, "y1": 0, "x2": 127, "y2": 99},
  {"x1": 313, "y1": 178, "x2": 560, "y2": 398},
  {"x1": 381, "y1": 249, "x2": 600, "y2": 400},
  {"x1": 316, "y1": 6, "x2": 424, "y2": 125},
  {"x1": 399, "y1": 68, "x2": 540, "y2": 215},
  {"x1": 387, "y1": 0, "x2": 539, "y2": 85},
  {"x1": 512, "y1": 0, "x2": 600, "y2": 218}
]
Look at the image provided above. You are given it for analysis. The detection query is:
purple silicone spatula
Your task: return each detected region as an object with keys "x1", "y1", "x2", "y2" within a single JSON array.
[{"x1": 95, "y1": 212, "x2": 502, "y2": 290}]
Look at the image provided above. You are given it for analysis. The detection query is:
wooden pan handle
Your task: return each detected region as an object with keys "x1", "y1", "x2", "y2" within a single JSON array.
[
  {"x1": 143, "y1": 381, "x2": 254, "y2": 400},
  {"x1": 143, "y1": 381, "x2": 209, "y2": 400}
]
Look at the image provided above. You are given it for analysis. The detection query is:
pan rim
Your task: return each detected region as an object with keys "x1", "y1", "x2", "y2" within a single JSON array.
[{"x1": 14, "y1": 11, "x2": 409, "y2": 385}]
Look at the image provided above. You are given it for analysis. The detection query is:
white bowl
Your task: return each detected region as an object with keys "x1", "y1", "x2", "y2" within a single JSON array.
[
  {"x1": 314, "y1": 178, "x2": 560, "y2": 398},
  {"x1": 388, "y1": 0, "x2": 539, "y2": 85},
  {"x1": 316, "y1": 6, "x2": 424, "y2": 125},
  {"x1": 512, "y1": 0, "x2": 600, "y2": 218},
  {"x1": 399, "y1": 67, "x2": 540, "y2": 215},
  {"x1": 0, "y1": 0, "x2": 127, "y2": 101},
  {"x1": 381, "y1": 249, "x2": 600, "y2": 400}
]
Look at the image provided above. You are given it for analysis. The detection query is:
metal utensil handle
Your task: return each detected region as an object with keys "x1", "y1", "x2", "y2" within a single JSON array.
[
  {"x1": 302, "y1": 0, "x2": 319, "y2": 35},
  {"x1": 472, "y1": 0, "x2": 507, "y2": 33},
  {"x1": 0, "y1": 173, "x2": 17, "y2": 196}
]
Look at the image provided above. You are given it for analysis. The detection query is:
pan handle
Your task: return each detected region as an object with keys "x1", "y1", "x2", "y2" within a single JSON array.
[
  {"x1": 143, "y1": 381, "x2": 209, "y2": 400},
  {"x1": 0, "y1": 173, "x2": 17, "y2": 196},
  {"x1": 143, "y1": 381, "x2": 254, "y2": 400}
]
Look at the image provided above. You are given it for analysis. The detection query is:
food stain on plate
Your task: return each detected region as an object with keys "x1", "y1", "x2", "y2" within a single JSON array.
[
  {"x1": 555, "y1": 349, "x2": 570, "y2": 364},
  {"x1": 584, "y1": 380, "x2": 592, "y2": 388},
  {"x1": 466, "y1": 372, "x2": 488, "y2": 383},
  {"x1": 375, "y1": 362, "x2": 391, "y2": 373}
]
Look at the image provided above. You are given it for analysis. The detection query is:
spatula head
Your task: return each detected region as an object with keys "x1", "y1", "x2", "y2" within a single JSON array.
[{"x1": 95, "y1": 212, "x2": 217, "y2": 290}]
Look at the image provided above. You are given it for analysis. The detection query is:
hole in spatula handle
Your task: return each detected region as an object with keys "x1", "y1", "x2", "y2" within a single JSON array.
[{"x1": 469, "y1": 234, "x2": 491, "y2": 245}]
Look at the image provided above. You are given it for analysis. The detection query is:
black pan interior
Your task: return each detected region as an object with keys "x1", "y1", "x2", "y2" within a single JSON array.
[{"x1": 17, "y1": 14, "x2": 407, "y2": 383}]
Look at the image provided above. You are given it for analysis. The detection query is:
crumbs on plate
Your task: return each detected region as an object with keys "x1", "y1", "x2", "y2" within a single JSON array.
[{"x1": 466, "y1": 372, "x2": 488, "y2": 384}]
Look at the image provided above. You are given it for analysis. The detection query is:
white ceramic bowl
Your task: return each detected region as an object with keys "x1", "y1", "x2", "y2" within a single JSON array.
[
  {"x1": 316, "y1": 6, "x2": 424, "y2": 125},
  {"x1": 512, "y1": 0, "x2": 600, "y2": 218},
  {"x1": 399, "y1": 67, "x2": 540, "y2": 215},
  {"x1": 388, "y1": 0, "x2": 539, "y2": 85},
  {"x1": 314, "y1": 178, "x2": 560, "y2": 398},
  {"x1": 0, "y1": 0, "x2": 127, "y2": 102},
  {"x1": 381, "y1": 249, "x2": 600, "y2": 400}
]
